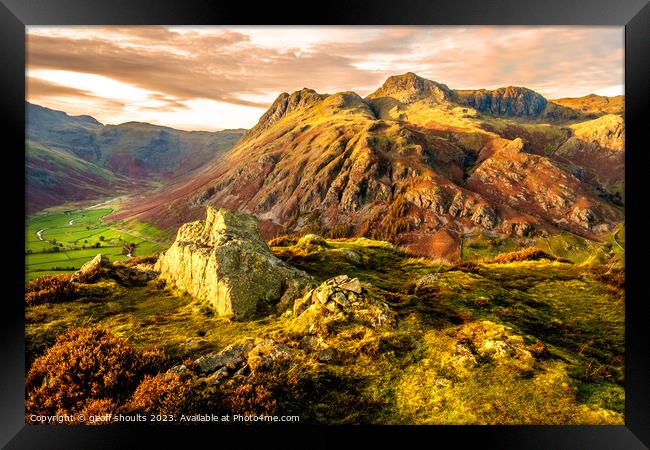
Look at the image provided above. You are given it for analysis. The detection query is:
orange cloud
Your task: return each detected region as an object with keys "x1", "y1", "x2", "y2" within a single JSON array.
[{"x1": 26, "y1": 26, "x2": 623, "y2": 130}]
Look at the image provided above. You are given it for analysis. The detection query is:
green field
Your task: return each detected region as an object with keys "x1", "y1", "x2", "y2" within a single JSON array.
[{"x1": 25, "y1": 206, "x2": 169, "y2": 280}]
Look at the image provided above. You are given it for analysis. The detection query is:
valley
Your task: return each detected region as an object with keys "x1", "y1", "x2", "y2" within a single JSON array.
[{"x1": 25, "y1": 199, "x2": 169, "y2": 280}]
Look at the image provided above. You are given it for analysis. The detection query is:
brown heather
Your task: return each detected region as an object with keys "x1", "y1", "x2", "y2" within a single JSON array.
[
  {"x1": 123, "y1": 372, "x2": 194, "y2": 415},
  {"x1": 26, "y1": 327, "x2": 151, "y2": 416},
  {"x1": 25, "y1": 274, "x2": 80, "y2": 306},
  {"x1": 490, "y1": 247, "x2": 570, "y2": 264},
  {"x1": 226, "y1": 384, "x2": 277, "y2": 417}
]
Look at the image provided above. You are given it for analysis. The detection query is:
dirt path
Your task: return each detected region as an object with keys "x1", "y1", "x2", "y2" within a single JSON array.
[{"x1": 36, "y1": 229, "x2": 45, "y2": 240}]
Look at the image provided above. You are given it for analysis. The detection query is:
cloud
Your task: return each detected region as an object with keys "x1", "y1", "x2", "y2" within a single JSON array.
[{"x1": 26, "y1": 26, "x2": 623, "y2": 130}]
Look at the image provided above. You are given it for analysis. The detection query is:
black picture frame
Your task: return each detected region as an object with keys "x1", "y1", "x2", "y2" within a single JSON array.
[{"x1": 2, "y1": 0, "x2": 648, "y2": 448}]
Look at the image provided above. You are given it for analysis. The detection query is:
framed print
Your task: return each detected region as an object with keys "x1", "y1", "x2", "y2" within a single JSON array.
[{"x1": 1, "y1": 0, "x2": 648, "y2": 448}]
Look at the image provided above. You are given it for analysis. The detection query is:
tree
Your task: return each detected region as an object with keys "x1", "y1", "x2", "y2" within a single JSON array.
[
  {"x1": 94, "y1": 243, "x2": 101, "y2": 248},
  {"x1": 99, "y1": 236, "x2": 105, "y2": 242}
]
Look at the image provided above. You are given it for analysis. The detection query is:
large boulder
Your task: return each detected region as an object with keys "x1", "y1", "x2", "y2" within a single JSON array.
[
  {"x1": 71, "y1": 254, "x2": 110, "y2": 283},
  {"x1": 155, "y1": 207, "x2": 313, "y2": 320}
]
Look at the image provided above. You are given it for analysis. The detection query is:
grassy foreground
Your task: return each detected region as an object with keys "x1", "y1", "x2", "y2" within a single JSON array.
[{"x1": 25, "y1": 236, "x2": 624, "y2": 424}]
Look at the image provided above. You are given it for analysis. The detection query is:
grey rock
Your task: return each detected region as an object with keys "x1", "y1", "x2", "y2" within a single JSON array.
[
  {"x1": 71, "y1": 254, "x2": 110, "y2": 281},
  {"x1": 208, "y1": 367, "x2": 230, "y2": 385},
  {"x1": 194, "y1": 343, "x2": 250, "y2": 374},
  {"x1": 155, "y1": 206, "x2": 313, "y2": 320},
  {"x1": 339, "y1": 277, "x2": 362, "y2": 294},
  {"x1": 169, "y1": 364, "x2": 189, "y2": 376},
  {"x1": 331, "y1": 291, "x2": 351, "y2": 308},
  {"x1": 342, "y1": 250, "x2": 362, "y2": 265}
]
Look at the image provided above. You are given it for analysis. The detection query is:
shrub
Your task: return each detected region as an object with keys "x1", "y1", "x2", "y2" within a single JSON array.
[
  {"x1": 25, "y1": 327, "x2": 143, "y2": 416},
  {"x1": 77, "y1": 398, "x2": 118, "y2": 425},
  {"x1": 25, "y1": 274, "x2": 80, "y2": 306},
  {"x1": 325, "y1": 224, "x2": 355, "y2": 239},
  {"x1": 390, "y1": 195, "x2": 409, "y2": 218},
  {"x1": 226, "y1": 383, "x2": 277, "y2": 417},
  {"x1": 268, "y1": 235, "x2": 298, "y2": 247},
  {"x1": 490, "y1": 247, "x2": 570, "y2": 264},
  {"x1": 591, "y1": 266, "x2": 624, "y2": 297},
  {"x1": 450, "y1": 262, "x2": 482, "y2": 274},
  {"x1": 139, "y1": 347, "x2": 168, "y2": 374},
  {"x1": 123, "y1": 373, "x2": 194, "y2": 415}
]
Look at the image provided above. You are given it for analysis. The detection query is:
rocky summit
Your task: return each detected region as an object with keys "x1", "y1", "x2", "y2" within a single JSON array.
[{"x1": 155, "y1": 206, "x2": 314, "y2": 320}]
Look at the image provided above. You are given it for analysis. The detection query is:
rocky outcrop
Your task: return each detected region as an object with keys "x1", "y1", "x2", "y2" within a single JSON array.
[
  {"x1": 155, "y1": 206, "x2": 314, "y2": 320},
  {"x1": 70, "y1": 254, "x2": 112, "y2": 283},
  {"x1": 456, "y1": 86, "x2": 548, "y2": 117},
  {"x1": 242, "y1": 88, "x2": 324, "y2": 142},
  {"x1": 174, "y1": 338, "x2": 295, "y2": 385},
  {"x1": 366, "y1": 72, "x2": 454, "y2": 104},
  {"x1": 292, "y1": 275, "x2": 394, "y2": 334}
]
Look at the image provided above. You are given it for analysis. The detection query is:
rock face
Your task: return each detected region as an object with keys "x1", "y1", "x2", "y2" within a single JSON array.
[
  {"x1": 366, "y1": 72, "x2": 454, "y2": 104},
  {"x1": 155, "y1": 206, "x2": 313, "y2": 320},
  {"x1": 194, "y1": 343, "x2": 251, "y2": 374},
  {"x1": 177, "y1": 338, "x2": 297, "y2": 385},
  {"x1": 242, "y1": 88, "x2": 325, "y2": 141},
  {"x1": 456, "y1": 86, "x2": 548, "y2": 117},
  {"x1": 119, "y1": 72, "x2": 623, "y2": 259},
  {"x1": 292, "y1": 275, "x2": 394, "y2": 333}
]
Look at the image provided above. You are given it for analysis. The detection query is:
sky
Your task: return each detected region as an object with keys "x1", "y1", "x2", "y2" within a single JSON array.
[{"x1": 26, "y1": 26, "x2": 624, "y2": 131}]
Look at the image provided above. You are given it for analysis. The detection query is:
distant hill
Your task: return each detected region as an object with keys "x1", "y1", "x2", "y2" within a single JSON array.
[
  {"x1": 551, "y1": 94, "x2": 624, "y2": 117},
  {"x1": 26, "y1": 103, "x2": 246, "y2": 212}
]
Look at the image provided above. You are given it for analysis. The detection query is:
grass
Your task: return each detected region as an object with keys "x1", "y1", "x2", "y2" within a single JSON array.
[
  {"x1": 25, "y1": 204, "x2": 169, "y2": 280},
  {"x1": 25, "y1": 280, "x2": 283, "y2": 368},
  {"x1": 271, "y1": 237, "x2": 625, "y2": 422},
  {"x1": 24, "y1": 234, "x2": 624, "y2": 424}
]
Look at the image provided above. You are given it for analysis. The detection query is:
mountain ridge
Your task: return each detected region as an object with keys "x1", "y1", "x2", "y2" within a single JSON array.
[
  {"x1": 26, "y1": 102, "x2": 245, "y2": 212},
  {"x1": 109, "y1": 73, "x2": 624, "y2": 260}
]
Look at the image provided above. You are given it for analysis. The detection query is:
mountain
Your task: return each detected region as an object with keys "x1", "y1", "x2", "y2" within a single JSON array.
[
  {"x1": 26, "y1": 103, "x2": 245, "y2": 212},
  {"x1": 26, "y1": 141, "x2": 136, "y2": 213},
  {"x1": 108, "y1": 73, "x2": 624, "y2": 259}
]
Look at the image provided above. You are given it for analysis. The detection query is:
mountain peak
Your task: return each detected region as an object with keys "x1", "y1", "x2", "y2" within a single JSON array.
[
  {"x1": 366, "y1": 72, "x2": 453, "y2": 104},
  {"x1": 242, "y1": 88, "x2": 325, "y2": 141}
]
